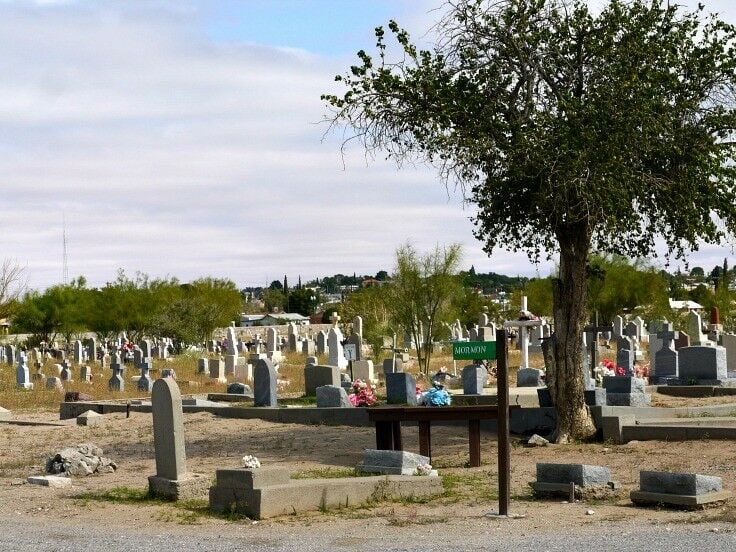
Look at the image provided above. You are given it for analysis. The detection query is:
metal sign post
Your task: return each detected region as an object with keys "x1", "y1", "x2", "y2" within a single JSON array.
[{"x1": 451, "y1": 336, "x2": 511, "y2": 517}]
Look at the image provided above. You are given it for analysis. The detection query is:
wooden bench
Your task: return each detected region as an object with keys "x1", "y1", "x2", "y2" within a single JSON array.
[{"x1": 367, "y1": 405, "x2": 519, "y2": 467}]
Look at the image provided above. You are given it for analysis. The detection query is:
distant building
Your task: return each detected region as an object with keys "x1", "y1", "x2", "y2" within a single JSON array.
[
  {"x1": 0, "y1": 318, "x2": 9, "y2": 335},
  {"x1": 260, "y1": 313, "x2": 311, "y2": 326},
  {"x1": 240, "y1": 314, "x2": 265, "y2": 327},
  {"x1": 361, "y1": 278, "x2": 389, "y2": 288},
  {"x1": 669, "y1": 299, "x2": 703, "y2": 313}
]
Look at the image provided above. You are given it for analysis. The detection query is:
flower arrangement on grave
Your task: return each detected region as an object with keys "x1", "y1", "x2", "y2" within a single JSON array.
[
  {"x1": 415, "y1": 463, "x2": 433, "y2": 476},
  {"x1": 418, "y1": 382, "x2": 452, "y2": 407},
  {"x1": 635, "y1": 362, "x2": 650, "y2": 379},
  {"x1": 348, "y1": 379, "x2": 377, "y2": 407},
  {"x1": 241, "y1": 455, "x2": 261, "y2": 469}
]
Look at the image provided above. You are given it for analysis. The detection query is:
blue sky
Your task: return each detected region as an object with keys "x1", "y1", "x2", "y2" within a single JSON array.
[{"x1": 1, "y1": 0, "x2": 735, "y2": 290}]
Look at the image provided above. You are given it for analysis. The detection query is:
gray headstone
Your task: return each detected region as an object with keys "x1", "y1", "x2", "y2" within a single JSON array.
[
  {"x1": 385, "y1": 372, "x2": 417, "y2": 405},
  {"x1": 357, "y1": 449, "x2": 430, "y2": 476},
  {"x1": 197, "y1": 358, "x2": 209, "y2": 375},
  {"x1": 516, "y1": 367, "x2": 544, "y2": 388},
  {"x1": 536, "y1": 463, "x2": 612, "y2": 487},
  {"x1": 462, "y1": 364, "x2": 487, "y2": 394},
  {"x1": 151, "y1": 378, "x2": 187, "y2": 480},
  {"x1": 315, "y1": 385, "x2": 353, "y2": 407},
  {"x1": 254, "y1": 358, "x2": 278, "y2": 407},
  {"x1": 602, "y1": 376, "x2": 645, "y2": 394},
  {"x1": 721, "y1": 333, "x2": 736, "y2": 375},
  {"x1": 304, "y1": 364, "x2": 340, "y2": 396},
  {"x1": 679, "y1": 345, "x2": 728, "y2": 382},
  {"x1": 640, "y1": 471, "x2": 722, "y2": 496}
]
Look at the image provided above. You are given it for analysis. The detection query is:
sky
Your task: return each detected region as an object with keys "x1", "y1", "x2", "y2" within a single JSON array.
[{"x1": 1, "y1": 0, "x2": 736, "y2": 290}]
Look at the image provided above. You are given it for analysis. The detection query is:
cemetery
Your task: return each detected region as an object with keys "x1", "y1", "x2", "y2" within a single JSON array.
[
  {"x1": 5, "y1": 0, "x2": 736, "y2": 548},
  {"x1": 1, "y1": 300, "x2": 736, "y2": 541}
]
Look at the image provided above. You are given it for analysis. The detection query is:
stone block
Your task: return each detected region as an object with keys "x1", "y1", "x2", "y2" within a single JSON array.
[
  {"x1": 602, "y1": 376, "x2": 645, "y2": 394},
  {"x1": 516, "y1": 368, "x2": 544, "y2": 387},
  {"x1": 315, "y1": 385, "x2": 353, "y2": 408},
  {"x1": 357, "y1": 449, "x2": 430, "y2": 476},
  {"x1": 227, "y1": 383, "x2": 252, "y2": 395},
  {"x1": 584, "y1": 388, "x2": 607, "y2": 406},
  {"x1": 304, "y1": 364, "x2": 340, "y2": 396},
  {"x1": 352, "y1": 360, "x2": 375, "y2": 382},
  {"x1": 215, "y1": 467, "x2": 290, "y2": 490},
  {"x1": 605, "y1": 392, "x2": 651, "y2": 407},
  {"x1": 382, "y1": 358, "x2": 401, "y2": 375},
  {"x1": 536, "y1": 463, "x2": 612, "y2": 487},
  {"x1": 0, "y1": 406, "x2": 10, "y2": 421},
  {"x1": 148, "y1": 473, "x2": 210, "y2": 501},
  {"x1": 639, "y1": 471, "x2": 722, "y2": 496},
  {"x1": 536, "y1": 388, "x2": 553, "y2": 407},
  {"x1": 385, "y1": 372, "x2": 417, "y2": 405},
  {"x1": 679, "y1": 345, "x2": 728, "y2": 381},
  {"x1": 76, "y1": 410, "x2": 104, "y2": 427},
  {"x1": 461, "y1": 364, "x2": 486, "y2": 394}
]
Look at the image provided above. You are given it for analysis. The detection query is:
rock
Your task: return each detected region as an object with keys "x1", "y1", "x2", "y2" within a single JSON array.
[
  {"x1": 527, "y1": 434, "x2": 549, "y2": 447},
  {"x1": 46, "y1": 443, "x2": 117, "y2": 477},
  {"x1": 227, "y1": 382, "x2": 252, "y2": 395},
  {"x1": 65, "y1": 392, "x2": 93, "y2": 402},
  {"x1": 586, "y1": 509, "x2": 595, "y2": 515},
  {"x1": 27, "y1": 475, "x2": 71, "y2": 488}
]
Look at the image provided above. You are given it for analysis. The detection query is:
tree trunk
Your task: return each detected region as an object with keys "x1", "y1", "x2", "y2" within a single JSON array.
[{"x1": 548, "y1": 227, "x2": 597, "y2": 443}]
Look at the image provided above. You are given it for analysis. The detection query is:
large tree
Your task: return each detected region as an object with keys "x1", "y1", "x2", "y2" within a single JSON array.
[{"x1": 324, "y1": 0, "x2": 736, "y2": 440}]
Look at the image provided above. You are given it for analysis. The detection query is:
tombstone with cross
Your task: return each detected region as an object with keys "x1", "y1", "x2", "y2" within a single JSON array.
[
  {"x1": 502, "y1": 296, "x2": 542, "y2": 372},
  {"x1": 584, "y1": 314, "x2": 614, "y2": 383},
  {"x1": 327, "y1": 312, "x2": 348, "y2": 369},
  {"x1": 653, "y1": 322, "x2": 678, "y2": 382}
]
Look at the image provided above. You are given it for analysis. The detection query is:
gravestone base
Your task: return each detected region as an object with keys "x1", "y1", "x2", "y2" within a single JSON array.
[
  {"x1": 606, "y1": 393, "x2": 651, "y2": 407},
  {"x1": 148, "y1": 473, "x2": 210, "y2": 501},
  {"x1": 584, "y1": 388, "x2": 607, "y2": 406},
  {"x1": 516, "y1": 368, "x2": 544, "y2": 387},
  {"x1": 630, "y1": 490, "x2": 731, "y2": 509},
  {"x1": 17, "y1": 382, "x2": 34, "y2": 390}
]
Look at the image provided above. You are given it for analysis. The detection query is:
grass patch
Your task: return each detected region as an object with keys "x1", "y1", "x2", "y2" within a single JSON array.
[
  {"x1": 387, "y1": 515, "x2": 449, "y2": 527},
  {"x1": 291, "y1": 467, "x2": 360, "y2": 479}
]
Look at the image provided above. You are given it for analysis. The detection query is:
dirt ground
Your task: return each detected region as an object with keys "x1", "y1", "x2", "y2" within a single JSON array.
[{"x1": 1, "y1": 408, "x2": 735, "y2": 537}]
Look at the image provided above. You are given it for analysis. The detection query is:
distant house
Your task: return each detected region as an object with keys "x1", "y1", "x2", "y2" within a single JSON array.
[
  {"x1": 0, "y1": 318, "x2": 9, "y2": 335},
  {"x1": 260, "y1": 313, "x2": 310, "y2": 326},
  {"x1": 669, "y1": 299, "x2": 703, "y2": 313},
  {"x1": 239, "y1": 314, "x2": 265, "y2": 327},
  {"x1": 361, "y1": 278, "x2": 389, "y2": 288}
]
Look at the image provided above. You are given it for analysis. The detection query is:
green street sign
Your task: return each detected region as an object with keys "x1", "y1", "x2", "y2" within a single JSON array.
[{"x1": 452, "y1": 341, "x2": 497, "y2": 360}]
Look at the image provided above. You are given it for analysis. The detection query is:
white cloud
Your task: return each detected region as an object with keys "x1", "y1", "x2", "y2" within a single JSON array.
[{"x1": 0, "y1": 1, "x2": 733, "y2": 291}]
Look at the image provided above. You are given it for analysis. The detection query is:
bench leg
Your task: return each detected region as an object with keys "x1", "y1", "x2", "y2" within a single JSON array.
[
  {"x1": 392, "y1": 421, "x2": 403, "y2": 450},
  {"x1": 418, "y1": 421, "x2": 432, "y2": 460},
  {"x1": 375, "y1": 421, "x2": 393, "y2": 450},
  {"x1": 468, "y1": 419, "x2": 481, "y2": 467}
]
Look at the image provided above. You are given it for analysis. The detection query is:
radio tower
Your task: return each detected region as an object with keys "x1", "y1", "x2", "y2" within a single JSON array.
[{"x1": 62, "y1": 214, "x2": 69, "y2": 285}]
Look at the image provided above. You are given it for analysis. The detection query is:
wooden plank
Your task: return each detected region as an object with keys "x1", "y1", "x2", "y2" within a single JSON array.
[
  {"x1": 418, "y1": 421, "x2": 432, "y2": 459},
  {"x1": 497, "y1": 328, "x2": 511, "y2": 516},
  {"x1": 468, "y1": 419, "x2": 481, "y2": 467}
]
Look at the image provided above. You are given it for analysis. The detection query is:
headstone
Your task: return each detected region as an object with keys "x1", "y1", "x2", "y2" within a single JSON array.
[
  {"x1": 603, "y1": 376, "x2": 650, "y2": 406},
  {"x1": 161, "y1": 368, "x2": 176, "y2": 379},
  {"x1": 653, "y1": 324, "x2": 678, "y2": 381},
  {"x1": 674, "y1": 331, "x2": 690, "y2": 350},
  {"x1": 687, "y1": 311, "x2": 709, "y2": 345},
  {"x1": 226, "y1": 327, "x2": 238, "y2": 355},
  {"x1": 287, "y1": 323, "x2": 299, "y2": 352},
  {"x1": 148, "y1": 378, "x2": 208, "y2": 500},
  {"x1": 209, "y1": 359, "x2": 227, "y2": 384},
  {"x1": 266, "y1": 327, "x2": 282, "y2": 362},
  {"x1": 227, "y1": 382, "x2": 251, "y2": 395},
  {"x1": 76, "y1": 410, "x2": 104, "y2": 427},
  {"x1": 385, "y1": 372, "x2": 417, "y2": 405},
  {"x1": 631, "y1": 471, "x2": 729, "y2": 508},
  {"x1": 516, "y1": 367, "x2": 545, "y2": 387},
  {"x1": 382, "y1": 357, "x2": 402, "y2": 375},
  {"x1": 6, "y1": 344, "x2": 16, "y2": 366},
  {"x1": 352, "y1": 359, "x2": 375, "y2": 383},
  {"x1": 616, "y1": 337, "x2": 635, "y2": 376},
  {"x1": 357, "y1": 449, "x2": 432, "y2": 476},
  {"x1": 633, "y1": 316, "x2": 648, "y2": 342},
  {"x1": 16, "y1": 352, "x2": 33, "y2": 390},
  {"x1": 462, "y1": 364, "x2": 486, "y2": 394},
  {"x1": 316, "y1": 330, "x2": 328, "y2": 355},
  {"x1": 721, "y1": 334, "x2": 736, "y2": 376},
  {"x1": 679, "y1": 345, "x2": 728, "y2": 382},
  {"x1": 108, "y1": 364, "x2": 124, "y2": 391},
  {"x1": 327, "y1": 313, "x2": 348, "y2": 369},
  {"x1": 79, "y1": 365, "x2": 92, "y2": 383},
  {"x1": 59, "y1": 361, "x2": 73, "y2": 382},
  {"x1": 301, "y1": 339, "x2": 315, "y2": 356},
  {"x1": 304, "y1": 364, "x2": 340, "y2": 396},
  {"x1": 197, "y1": 358, "x2": 209, "y2": 375},
  {"x1": 254, "y1": 358, "x2": 278, "y2": 407},
  {"x1": 45, "y1": 376, "x2": 64, "y2": 391},
  {"x1": 225, "y1": 354, "x2": 239, "y2": 376},
  {"x1": 138, "y1": 361, "x2": 154, "y2": 392},
  {"x1": 613, "y1": 316, "x2": 624, "y2": 339},
  {"x1": 315, "y1": 385, "x2": 353, "y2": 407},
  {"x1": 73, "y1": 340, "x2": 84, "y2": 364}
]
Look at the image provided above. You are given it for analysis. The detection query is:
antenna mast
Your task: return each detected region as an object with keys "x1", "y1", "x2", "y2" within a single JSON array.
[{"x1": 62, "y1": 214, "x2": 68, "y2": 285}]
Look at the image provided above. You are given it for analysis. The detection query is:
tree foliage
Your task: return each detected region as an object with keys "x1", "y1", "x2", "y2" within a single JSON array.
[{"x1": 324, "y1": 0, "x2": 736, "y2": 440}]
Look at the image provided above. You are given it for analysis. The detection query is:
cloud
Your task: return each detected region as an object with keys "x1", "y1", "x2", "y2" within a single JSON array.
[{"x1": 0, "y1": 0, "x2": 732, "y2": 291}]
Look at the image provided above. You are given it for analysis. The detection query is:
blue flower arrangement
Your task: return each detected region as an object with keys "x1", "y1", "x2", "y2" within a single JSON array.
[{"x1": 423, "y1": 384, "x2": 452, "y2": 407}]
